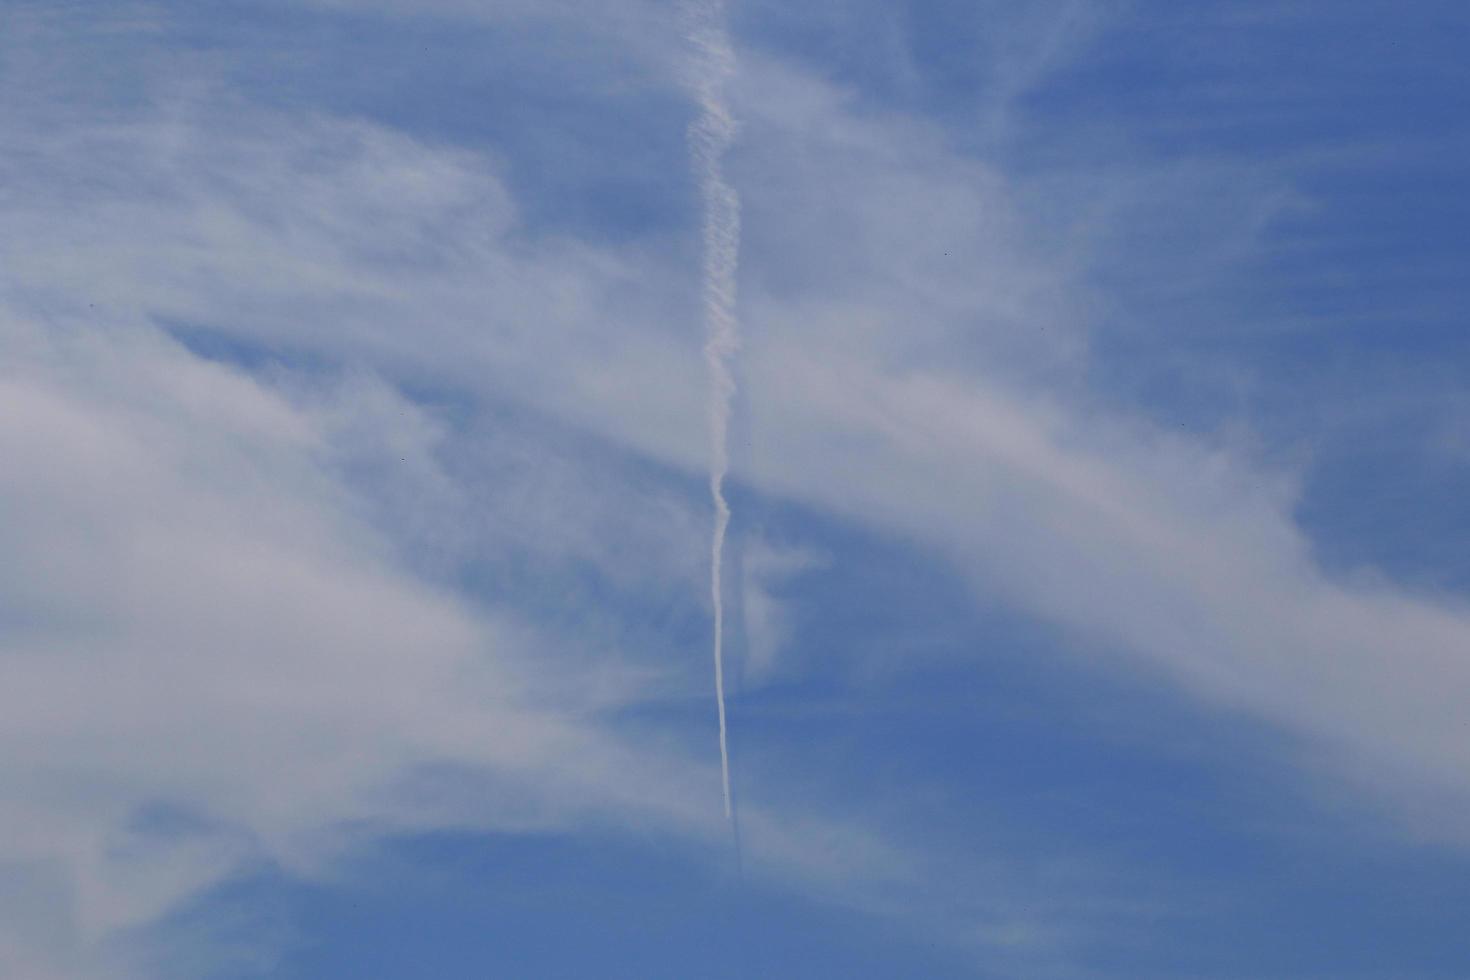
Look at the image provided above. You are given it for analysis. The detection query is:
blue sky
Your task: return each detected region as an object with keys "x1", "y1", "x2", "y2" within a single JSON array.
[{"x1": 2, "y1": 1, "x2": 1469, "y2": 977}]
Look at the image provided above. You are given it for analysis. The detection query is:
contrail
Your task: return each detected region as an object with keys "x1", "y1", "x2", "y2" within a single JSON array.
[{"x1": 686, "y1": 0, "x2": 740, "y2": 824}]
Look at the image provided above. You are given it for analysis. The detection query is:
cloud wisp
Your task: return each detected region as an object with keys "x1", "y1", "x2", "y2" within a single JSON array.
[{"x1": 686, "y1": 0, "x2": 742, "y2": 827}]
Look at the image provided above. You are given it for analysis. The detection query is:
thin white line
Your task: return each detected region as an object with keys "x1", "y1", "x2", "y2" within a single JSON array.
[{"x1": 687, "y1": 0, "x2": 740, "y2": 822}]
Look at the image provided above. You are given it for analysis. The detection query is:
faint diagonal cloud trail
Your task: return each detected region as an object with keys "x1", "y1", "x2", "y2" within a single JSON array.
[{"x1": 686, "y1": 0, "x2": 740, "y2": 825}]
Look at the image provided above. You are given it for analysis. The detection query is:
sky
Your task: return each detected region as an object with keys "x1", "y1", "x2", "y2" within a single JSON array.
[{"x1": 1, "y1": 1, "x2": 1469, "y2": 977}]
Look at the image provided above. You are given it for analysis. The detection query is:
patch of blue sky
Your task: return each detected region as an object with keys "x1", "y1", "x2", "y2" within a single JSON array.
[{"x1": 172, "y1": 830, "x2": 985, "y2": 980}]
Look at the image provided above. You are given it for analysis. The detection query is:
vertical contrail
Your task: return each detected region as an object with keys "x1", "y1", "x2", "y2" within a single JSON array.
[{"x1": 686, "y1": 0, "x2": 739, "y2": 823}]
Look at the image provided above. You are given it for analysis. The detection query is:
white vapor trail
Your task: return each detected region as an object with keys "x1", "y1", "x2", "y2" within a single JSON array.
[{"x1": 687, "y1": 0, "x2": 740, "y2": 823}]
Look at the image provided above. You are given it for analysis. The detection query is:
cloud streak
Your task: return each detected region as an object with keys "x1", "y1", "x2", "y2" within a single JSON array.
[{"x1": 686, "y1": 0, "x2": 742, "y2": 825}]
